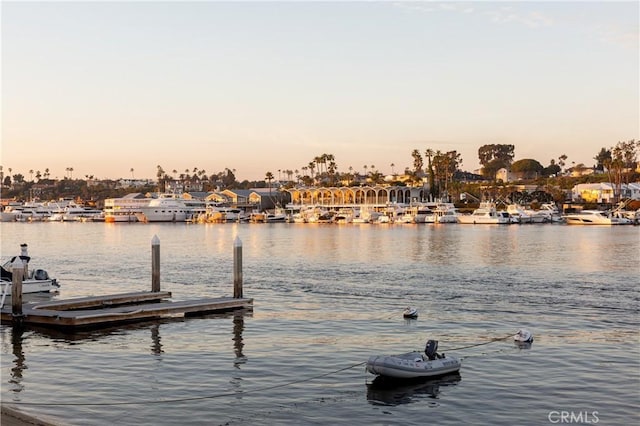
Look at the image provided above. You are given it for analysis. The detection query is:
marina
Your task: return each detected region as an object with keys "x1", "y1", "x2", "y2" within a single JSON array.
[
  {"x1": 1, "y1": 222, "x2": 638, "y2": 425},
  {"x1": 3, "y1": 188, "x2": 639, "y2": 225}
]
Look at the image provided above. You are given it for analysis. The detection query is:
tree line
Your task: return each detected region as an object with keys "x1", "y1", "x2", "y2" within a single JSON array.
[{"x1": 2, "y1": 140, "x2": 638, "y2": 203}]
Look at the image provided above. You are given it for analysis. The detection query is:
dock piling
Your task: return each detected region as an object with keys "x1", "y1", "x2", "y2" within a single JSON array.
[
  {"x1": 20, "y1": 243, "x2": 29, "y2": 280},
  {"x1": 152, "y1": 235, "x2": 160, "y2": 292},
  {"x1": 233, "y1": 236, "x2": 243, "y2": 299},
  {"x1": 11, "y1": 257, "x2": 24, "y2": 321}
]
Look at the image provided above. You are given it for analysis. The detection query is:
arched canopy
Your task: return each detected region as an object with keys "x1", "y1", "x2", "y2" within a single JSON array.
[{"x1": 284, "y1": 186, "x2": 425, "y2": 208}]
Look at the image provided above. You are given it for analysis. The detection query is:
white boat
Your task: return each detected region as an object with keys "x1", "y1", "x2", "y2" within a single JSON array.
[
  {"x1": 433, "y1": 203, "x2": 460, "y2": 223},
  {"x1": 0, "y1": 208, "x2": 19, "y2": 222},
  {"x1": 506, "y1": 204, "x2": 533, "y2": 223},
  {"x1": 3, "y1": 202, "x2": 52, "y2": 222},
  {"x1": 457, "y1": 202, "x2": 511, "y2": 224},
  {"x1": 415, "y1": 205, "x2": 435, "y2": 223},
  {"x1": 197, "y1": 206, "x2": 247, "y2": 223},
  {"x1": 564, "y1": 210, "x2": 632, "y2": 225},
  {"x1": 397, "y1": 211, "x2": 416, "y2": 224},
  {"x1": 1, "y1": 245, "x2": 60, "y2": 302},
  {"x1": 266, "y1": 211, "x2": 288, "y2": 222},
  {"x1": 352, "y1": 206, "x2": 380, "y2": 224},
  {"x1": 104, "y1": 196, "x2": 151, "y2": 222},
  {"x1": 334, "y1": 208, "x2": 355, "y2": 224},
  {"x1": 610, "y1": 202, "x2": 640, "y2": 225},
  {"x1": 137, "y1": 194, "x2": 190, "y2": 222},
  {"x1": 538, "y1": 202, "x2": 563, "y2": 222},
  {"x1": 366, "y1": 340, "x2": 461, "y2": 380},
  {"x1": 45, "y1": 201, "x2": 103, "y2": 222}
]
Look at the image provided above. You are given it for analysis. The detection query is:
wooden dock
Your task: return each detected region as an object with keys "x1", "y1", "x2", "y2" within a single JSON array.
[
  {"x1": 1, "y1": 291, "x2": 253, "y2": 329},
  {"x1": 2, "y1": 237, "x2": 253, "y2": 330}
]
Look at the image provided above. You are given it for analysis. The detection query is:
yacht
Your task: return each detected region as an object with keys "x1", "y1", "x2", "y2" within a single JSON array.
[
  {"x1": 457, "y1": 202, "x2": 511, "y2": 224},
  {"x1": 47, "y1": 203, "x2": 103, "y2": 222},
  {"x1": 564, "y1": 210, "x2": 632, "y2": 225},
  {"x1": 104, "y1": 196, "x2": 150, "y2": 223},
  {"x1": 433, "y1": 202, "x2": 460, "y2": 224},
  {"x1": 506, "y1": 204, "x2": 532, "y2": 224},
  {"x1": 137, "y1": 194, "x2": 190, "y2": 222}
]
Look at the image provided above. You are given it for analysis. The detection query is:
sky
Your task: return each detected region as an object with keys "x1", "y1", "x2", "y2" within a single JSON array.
[{"x1": 1, "y1": 1, "x2": 638, "y2": 182}]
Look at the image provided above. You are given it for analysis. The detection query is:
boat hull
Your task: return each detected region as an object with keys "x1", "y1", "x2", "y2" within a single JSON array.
[
  {"x1": 366, "y1": 352, "x2": 461, "y2": 379},
  {"x1": 2, "y1": 279, "x2": 59, "y2": 294}
]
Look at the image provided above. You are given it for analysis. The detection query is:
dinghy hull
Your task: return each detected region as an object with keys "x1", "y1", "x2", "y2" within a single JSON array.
[{"x1": 366, "y1": 352, "x2": 461, "y2": 379}]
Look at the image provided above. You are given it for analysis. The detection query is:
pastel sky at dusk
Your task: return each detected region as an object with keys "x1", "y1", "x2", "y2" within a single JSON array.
[{"x1": 1, "y1": 1, "x2": 638, "y2": 182}]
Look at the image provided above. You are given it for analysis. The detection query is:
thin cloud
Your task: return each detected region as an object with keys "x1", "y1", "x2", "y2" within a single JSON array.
[
  {"x1": 393, "y1": 2, "x2": 551, "y2": 28},
  {"x1": 484, "y1": 6, "x2": 553, "y2": 28},
  {"x1": 392, "y1": 1, "x2": 474, "y2": 15},
  {"x1": 593, "y1": 24, "x2": 639, "y2": 50}
]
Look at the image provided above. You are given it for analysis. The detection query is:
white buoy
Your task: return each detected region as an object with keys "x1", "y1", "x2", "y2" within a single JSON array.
[{"x1": 514, "y1": 329, "x2": 534, "y2": 343}]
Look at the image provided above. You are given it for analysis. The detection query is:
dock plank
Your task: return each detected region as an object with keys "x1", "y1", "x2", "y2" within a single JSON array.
[
  {"x1": 0, "y1": 293, "x2": 253, "y2": 329},
  {"x1": 31, "y1": 291, "x2": 173, "y2": 311}
]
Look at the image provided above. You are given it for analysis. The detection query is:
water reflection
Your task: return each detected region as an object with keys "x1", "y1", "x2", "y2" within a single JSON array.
[
  {"x1": 9, "y1": 328, "x2": 26, "y2": 393},
  {"x1": 2, "y1": 309, "x2": 252, "y2": 396},
  {"x1": 515, "y1": 341, "x2": 533, "y2": 350},
  {"x1": 366, "y1": 373, "x2": 461, "y2": 406},
  {"x1": 232, "y1": 310, "x2": 246, "y2": 366},
  {"x1": 150, "y1": 323, "x2": 163, "y2": 355}
]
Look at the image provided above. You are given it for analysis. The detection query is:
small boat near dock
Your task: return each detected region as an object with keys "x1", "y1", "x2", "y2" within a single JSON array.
[{"x1": 0, "y1": 244, "x2": 60, "y2": 302}]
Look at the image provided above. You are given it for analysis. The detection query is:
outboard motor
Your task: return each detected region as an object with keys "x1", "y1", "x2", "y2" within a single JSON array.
[
  {"x1": 34, "y1": 269, "x2": 49, "y2": 280},
  {"x1": 425, "y1": 339, "x2": 438, "y2": 360}
]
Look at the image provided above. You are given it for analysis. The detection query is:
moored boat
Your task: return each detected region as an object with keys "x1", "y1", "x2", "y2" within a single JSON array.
[
  {"x1": 564, "y1": 210, "x2": 632, "y2": 225},
  {"x1": 138, "y1": 194, "x2": 190, "y2": 222},
  {"x1": 1, "y1": 244, "x2": 60, "y2": 304},
  {"x1": 366, "y1": 340, "x2": 462, "y2": 379},
  {"x1": 457, "y1": 202, "x2": 511, "y2": 224}
]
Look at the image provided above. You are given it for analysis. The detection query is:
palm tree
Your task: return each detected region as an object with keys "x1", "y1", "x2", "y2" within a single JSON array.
[
  {"x1": 390, "y1": 163, "x2": 395, "y2": 175},
  {"x1": 29, "y1": 170, "x2": 34, "y2": 181},
  {"x1": 425, "y1": 148, "x2": 435, "y2": 198},
  {"x1": 308, "y1": 162, "x2": 316, "y2": 180},
  {"x1": 156, "y1": 165, "x2": 165, "y2": 192},
  {"x1": 265, "y1": 171, "x2": 274, "y2": 201},
  {"x1": 558, "y1": 154, "x2": 567, "y2": 174},
  {"x1": 130, "y1": 168, "x2": 135, "y2": 179},
  {"x1": 412, "y1": 150, "x2": 423, "y2": 175}
]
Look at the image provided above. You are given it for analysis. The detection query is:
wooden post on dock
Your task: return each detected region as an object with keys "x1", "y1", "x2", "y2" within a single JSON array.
[
  {"x1": 233, "y1": 236, "x2": 243, "y2": 299},
  {"x1": 152, "y1": 235, "x2": 160, "y2": 292},
  {"x1": 20, "y1": 243, "x2": 29, "y2": 280},
  {"x1": 11, "y1": 258, "x2": 24, "y2": 321}
]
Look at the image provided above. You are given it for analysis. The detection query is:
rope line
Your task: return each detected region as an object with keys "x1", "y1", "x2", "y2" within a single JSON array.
[
  {"x1": 444, "y1": 334, "x2": 513, "y2": 351},
  {"x1": 1, "y1": 333, "x2": 514, "y2": 408},
  {"x1": 2, "y1": 361, "x2": 367, "y2": 407}
]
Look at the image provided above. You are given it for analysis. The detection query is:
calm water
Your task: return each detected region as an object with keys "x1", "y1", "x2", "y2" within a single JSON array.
[{"x1": 1, "y1": 222, "x2": 639, "y2": 425}]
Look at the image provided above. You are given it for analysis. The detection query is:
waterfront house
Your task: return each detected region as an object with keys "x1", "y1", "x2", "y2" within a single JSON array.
[{"x1": 571, "y1": 182, "x2": 640, "y2": 203}]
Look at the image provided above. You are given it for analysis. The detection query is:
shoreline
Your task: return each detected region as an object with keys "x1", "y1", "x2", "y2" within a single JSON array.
[{"x1": 1, "y1": 405, "x2": 62, "y2": 426}]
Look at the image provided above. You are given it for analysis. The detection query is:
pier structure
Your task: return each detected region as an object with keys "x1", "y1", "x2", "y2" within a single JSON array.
[{"x1": 0, "y1": 237, "x2": 253, "y2": 329}]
